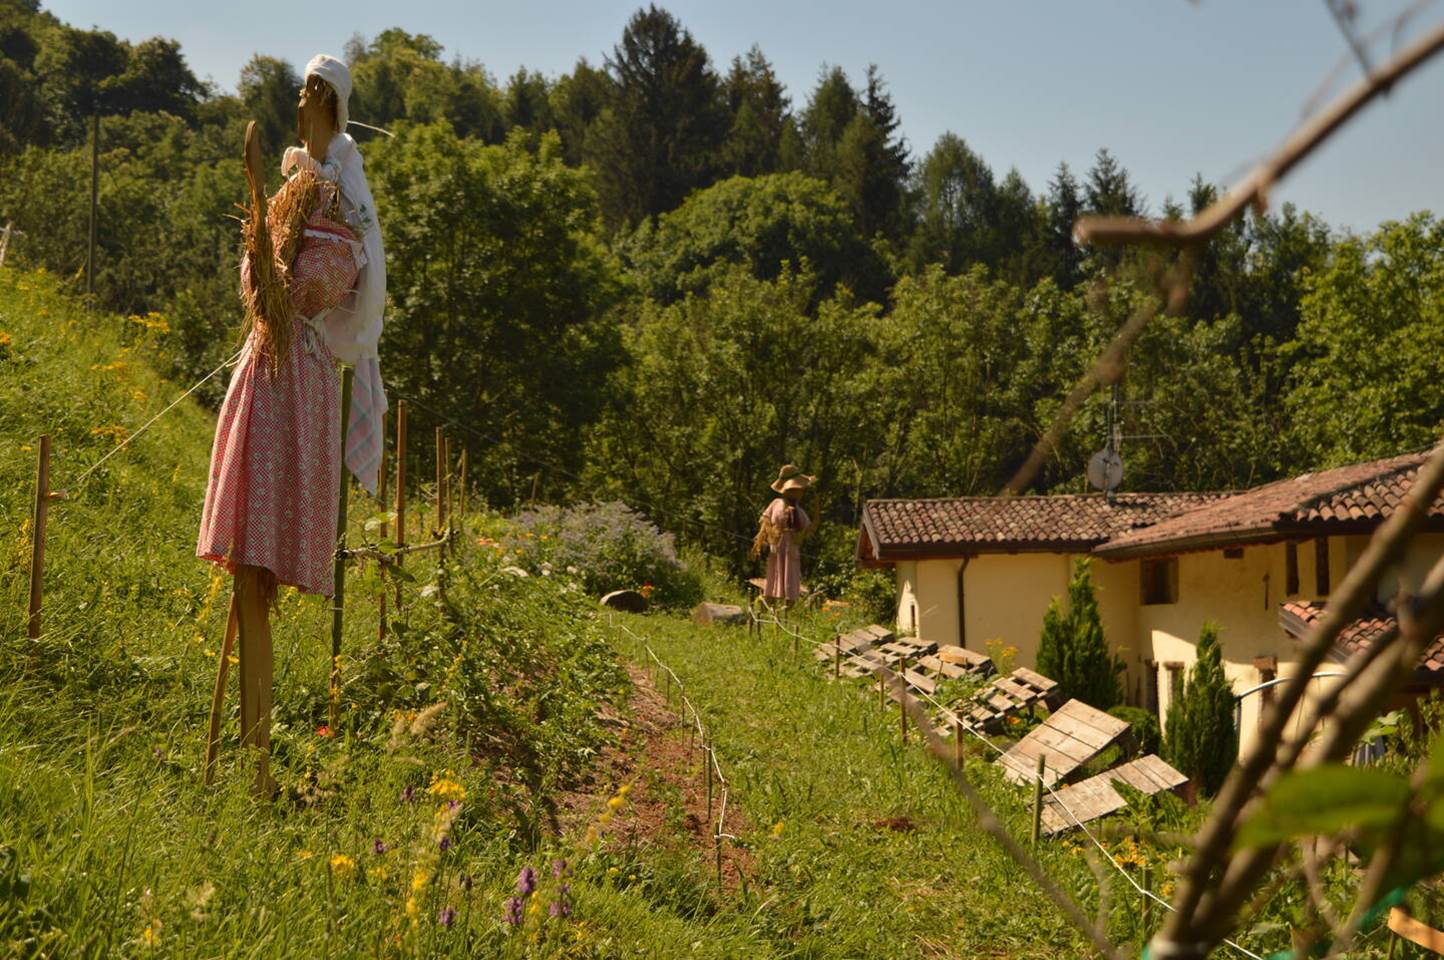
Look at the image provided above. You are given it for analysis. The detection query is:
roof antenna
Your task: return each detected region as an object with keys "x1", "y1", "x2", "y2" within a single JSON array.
[{"x1": 1087, "y1": 382, "x2": 1125, "y2": 502}]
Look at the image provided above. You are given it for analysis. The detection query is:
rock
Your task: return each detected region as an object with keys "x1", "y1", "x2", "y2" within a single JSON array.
[
  {"x1": 692, "y1": 602, "x2": 747, "y2": 626},
  {"x1": 600, "y1": 589, "x2": 648, "y2": 613}
]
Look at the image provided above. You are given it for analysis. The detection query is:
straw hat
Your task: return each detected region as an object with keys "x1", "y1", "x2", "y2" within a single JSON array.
[{"x1": 770, "y1": 463, "x2": 816, "y2": 494}]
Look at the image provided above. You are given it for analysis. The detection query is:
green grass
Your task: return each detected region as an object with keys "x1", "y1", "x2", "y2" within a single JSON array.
[{"x1": 0, "y1": 268, "x2": 1323, "y2": 958}]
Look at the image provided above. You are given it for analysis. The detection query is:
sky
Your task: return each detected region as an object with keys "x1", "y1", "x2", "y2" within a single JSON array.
[{"x1": 41, "y1": 0, "x2": 1444, "y2": 233}]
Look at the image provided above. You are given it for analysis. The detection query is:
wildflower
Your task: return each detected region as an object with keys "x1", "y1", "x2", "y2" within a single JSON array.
[
  {"x1": 316, "y1": 724, "x2": 334, "y2": 738},
  {"x1": 639, "y1": 583, "x2": 654, "y2": 600},
  {"x1": 401, "y1": 785, "x2": 417, "y2": 804},
  {"x1": 438, "y1": 905, "x2": 457, "y2": 927},
  {"x1": 372, "y1": 839, "x2": 388, "y2": 855},
  {"x1": 771, "y1": 821, "x2": 785, "y2": 839},
  {"x1": 516, "y1": 865, "x2": 537, "y2": 896},
  {"x1": 89, "y1": 424, "x2": 129, "y2": 441},
  {"x1": 438, "y1": 836, "x2": 452, "y2": 853},
  {"x1": 503, "y1": 896, "x2": 524, "y2": 926},
  {"x1": 329, "y1": 854, "x2": 357, "y2": 880},
  {"x1": 428, "y1": 777, "x2": 466, "y2": 802},
  {"x1": 460, "y1": 873, "x2": 474, "y2": 891},
  {"x1": 140, "y1": 918, "x2": 161, "y2": 948},
  {"x1": 551, "y1": 858, "x2": 569, "y2": 879},
  {"x1": 597, "y1": 811, "x2": 613, "y2": 825},
  {"x1": 366, "y1": 865, "x2": 388, "y2": 883},
  {"x1": 411, "y1": 869, "x2": 431, "y2": 895},
  {"x1": 584, "y1": 825, "x2": 598, "y2": 845},
  {"x1": 528, "y1": 899, "x2": 541, "y2": 917},
  {"x1": 617, "y1": 784, "x2": 631, "y2": 797},
  {"x1": 405, "y1": 896, "x2": 420, "y2": 920},
  {"x1": 607, "y1": 795, "x2": 623, "y2": 811},
  {"x1": 549, "y1": 897, "x2": 572, "y2": 919},
  {"x1": 607, "y1": 867, "x2": 619, "y2": 877}
]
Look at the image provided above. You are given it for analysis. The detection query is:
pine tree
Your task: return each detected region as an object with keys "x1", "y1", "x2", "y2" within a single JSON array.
[
  {"x1": 1163, "y1": 622, "x2": 1237, "y2": 797},
  {"x1": 722, "y1": 45, "x2": 789, "y2": 177},
  {"x1": 1036, "y1": 558, "x2": 1123, "y2": 710},
  {"x1": 1044, "y1": 162, "x2": 1083, "y2": 288}
]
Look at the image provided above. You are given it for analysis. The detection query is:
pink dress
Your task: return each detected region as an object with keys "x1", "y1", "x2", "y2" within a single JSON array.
[
  {"x1": 761, "y1": 498, "x2": 809, "y2": 602},
  {"x1": 194, "y1": 196, "x2": 349, "y2": 594}
]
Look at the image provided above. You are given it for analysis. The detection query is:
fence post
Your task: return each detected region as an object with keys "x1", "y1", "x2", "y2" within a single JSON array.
[
  {"x1": 434, "y1": 426, "x2": 445, "y2": 539},
  {"x1": 394, "y1": 400, "x2": 407, "y2": 611},
  {"x1": 457, "y1": 449, "x2": 467, "y2": 544},
  {"x1": 441, "y1": 434, "x2": 452, "y2": 555},
  {"x1": 715, "y1": 832, "x2": 723, "y2": 888},
  {"x1": 1031, "y1": 754, "x2": 1047, "y2": 847},
  {"x1": 1140, "y1": 863, "x2": 1153, "y2": 949},
  {"x1": 833, "y1": 641, "x2": 840, "y2": 679},
  {"x1": 377, "y1": 411, "x2": 388, "y2": 642},
  {"x1": 705, "y1": 742, "x2": 713, "y2": 823},
  {"x1": 86, "y1": 113, "x2": 98, "y2": 302},
  {"x1": 27, "y1": 435, "x2": 52, "y2": 643},
  {"x1": 328, "y1": 367, "x2": 354, "y2": 729},
  {"x1": 899, "y1": 658, "x2": 909, "y2": 745},
  {"x1": 878, "y1": 669, "x2": 885, "y2": 711},
  {"x1": 953, "y1": 718, "x2": 964, "y2": 767}
]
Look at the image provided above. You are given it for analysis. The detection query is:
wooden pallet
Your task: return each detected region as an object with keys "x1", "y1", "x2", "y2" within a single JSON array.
[
  {"x1": 813, "y1": 623, "x2": 892, "y2": 663},
  {"x1": 964, "y1": 668, "x2": 1060, "y2": 732},
  {"x1": 1039, "y1": 754, "x2": 1188, "y2": 834},
  {"x1": 996, "y1": 699, "x2": 1131, "y2": 787}
]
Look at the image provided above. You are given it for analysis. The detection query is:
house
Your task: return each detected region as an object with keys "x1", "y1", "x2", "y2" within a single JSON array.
[{"x1": 856, "y1": 452, "x2": 1444, "y2": 756}]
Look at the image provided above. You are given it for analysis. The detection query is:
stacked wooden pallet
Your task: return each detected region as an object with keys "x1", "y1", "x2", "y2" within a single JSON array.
[
  {"x1": 955, "y1": 667, "x2": 1061, "y2": 733},
  {"x1": 995, "y1": 698, "x2": 1131, "y2": 787},
  {"x1": 812, "y1": 623, "x2": 892, "y2": 665},
  {"x1": 1038, "y1": 754, "x2": 1188, "y2": 835}
]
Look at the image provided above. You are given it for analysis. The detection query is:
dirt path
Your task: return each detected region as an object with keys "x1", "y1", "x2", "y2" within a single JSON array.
[{"x1": 558, "y1": 662, "x2": 754, "y2": 890}]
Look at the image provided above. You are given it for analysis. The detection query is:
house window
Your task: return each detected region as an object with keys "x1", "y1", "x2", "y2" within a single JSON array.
[
  {"x1": 1141, "y1": 558, "x2": 1179, "y2": 605},
  {"x1": 1285, "y1": 541, "x2": 1299, "y2": 596},
  {"x1": 1315, "y1": 539, "x2": 1330, "y2": 596}
]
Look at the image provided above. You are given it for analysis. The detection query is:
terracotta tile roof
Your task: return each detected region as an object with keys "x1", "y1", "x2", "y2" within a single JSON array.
[
  {"x1": 1095, "y1": 452, "x2": 1440, "y2": 559},
  {"x1": 858, "y1": 493, "x2": 1225, "y2": 560},
  {"x1": 1278, "y1": 599, "x2": 1444, "y2": 680}
]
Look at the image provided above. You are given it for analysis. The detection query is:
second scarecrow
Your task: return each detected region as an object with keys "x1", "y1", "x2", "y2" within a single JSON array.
[{"x1": 751, "y1": 464, "x2": 817, "y2": 606}]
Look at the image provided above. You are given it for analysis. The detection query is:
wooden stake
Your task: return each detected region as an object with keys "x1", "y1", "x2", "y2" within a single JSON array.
[
  {"x1": 899, "y1": 658, "x2": 909, "y2": 745},
  {"x1": 1140, "y1": 863, "x2": 1153, "y2": 949},
  {"x1": 87, "y1": 113, "x2": 98, "y2": 302},
  {"x1": 434, "y1": 426, "x2": 445, "y2": 538},
  {"x1": 329, "y1": 368, "x2": 354, "y2": 729},
  {"x1": 441, "y1": 434, "x2": 451, "y2": 556},
  {"x1": 953, "y1": 718, "x2": 964, "y2": 767},
  {"x1": 715, "y1": 833, "x2": 723, "y2": 888},
  {"x1": 878, "y1": 669, "x2": 885, "y2": 711},
  {"x1": 705, "y1": 743, "x2": 713, "y2": 823},
  {"x1": 1031, "y1": 754, "x2": 1047, "y2": 847},
  {"x1": 27, "y1": 435, "x2": 51, "y2": 642},
  {"x1": 833, "y1": 641, "x2": 840, "y2": 679},
  {"x1": 203, "y1": 592, "x2": 240, "y2": 785},
  {"x1": 394, "y1": 401, "x2": 407, "y2": 610},
  {"x1": 377, "y1": 412, "x2": 388, "y2": 643},
  {"x1": 457, "y1": 449, "x2": 467, "y2": 543}
]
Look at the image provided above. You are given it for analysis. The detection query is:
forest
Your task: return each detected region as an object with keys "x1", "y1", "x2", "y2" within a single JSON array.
[{"x1": 4, "y1": 0, "x2": 1443, "y2": 587}]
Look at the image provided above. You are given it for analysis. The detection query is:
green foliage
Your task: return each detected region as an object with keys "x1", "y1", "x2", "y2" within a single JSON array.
[
  {"x1": 1163, "y1": 622, "x2": 1237, "y2": 797},
  {"x1": 1036, "y1": 558, "x2": 1124, "y2": 710},
  {"x1": 1108, "y1": 705, "x2": 1162, "y2": 757},
  {"x1": 503, "y1": 500, "x2": 704, "y2": 607}
]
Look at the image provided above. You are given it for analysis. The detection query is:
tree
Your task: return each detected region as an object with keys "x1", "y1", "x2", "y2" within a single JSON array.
[
  {"x1": 1083, "y1": 147, "x2": 1140, "y2": 216},
  {"x1": 1036, "y1": 558, "x2": 1124, "y2": 710},
  {"x1": 722, "y1": 45, "x2": 790, "y2": 177},
  {"x1": 907, "y1": 132, "x2": 998, "y2": 273},
  {"x1": 238, "y1": 55, "x2": 300, "y2": 157},
  {"x1": 347, "y1": 29, "x2": 505, "y2": 141},
  {"x1": 799, "y1": 64, "x2": 858, "y2": 177},
  {"x1": 1043, "y1": 162, "x2": 1084, "y2": 289},
  {"x1": 1163, "y1": 622, "x2": 1237, "y2": 796},
  {"x1": 549, "y1": 57, "x2": 608, "y2": 166},
  {"x1": 587, "y1": 5, "x2": 726, "y2": 228}
]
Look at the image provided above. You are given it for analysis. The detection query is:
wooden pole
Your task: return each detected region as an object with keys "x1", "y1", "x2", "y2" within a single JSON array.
[
  {"x1": 87, "y1": 113, "x2": 98, "y2": 302},
  {"x1": 953, "y1": 718, "x2": 964, "y2": 767},
  {"x1": 878, "y1": 669, "x2": 885, "y2": 711},
  {"x1": 1031, "y1": 754, "x2": 1047, "y2": 847},
  {"x1": 27, "y1": 435, "x2": 51, "y2": 642},
  {"x1": 833, "y1": 641, "x2": 840, "y2": 679},
  {"x1": 0, "y1": 221, "x2": 12, "y2": 268},
  {"x1": 899, "y1": 658, "x2": 909, "y2": 745},
  {"x1": 715, "y1": 833, "x2": 723, "y2": 888},
  {"x1": 203, "y1": 593, "x2": 240, "y2": 785},
  {"x1": 1140, "y1": 863, "x2": 1153, "y2": 949},
  {"x1": 377, "y1": 412, "x2": 388, "y2": 642},
  {"x1": 434, "y1": 426, "x2": 445, "y2": 538},
  {"x1": 705, "y1": 742, "x2": 713, "y2": 823},
  {"x1": 394, "y1": 401, "x2": 407, "y2": 610},
  {"x1": 457, "y1": 449, "x2": 467, "y2": 543},
  {"x1": 329, "y1": 368, "x2": 354, "y2": 728}
]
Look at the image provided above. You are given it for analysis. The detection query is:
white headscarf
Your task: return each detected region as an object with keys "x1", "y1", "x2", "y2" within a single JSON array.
[{"x1": 303, "y1": 54, "x2": 351, "y2": 133}]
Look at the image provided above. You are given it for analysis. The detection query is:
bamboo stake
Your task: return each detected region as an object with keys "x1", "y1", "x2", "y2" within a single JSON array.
[
  {"x1": 394, "y1": 401, "x2": 407, "y2": 610},
  {"x1": 378, "y1": 412, "x2": 388, "y2": 642},
  {"x1": 328, "y1": 368, "x2": 354, "y2": 728},
  {"x1": 203, "y1": 593, "x2": 240, "y2": 785},
  {"x1": 1032, "y1": 754, "x2": 1047, "y2": 847},
  {"x1": 27, "y1": 435, "x2": 51, "y2": 642}
]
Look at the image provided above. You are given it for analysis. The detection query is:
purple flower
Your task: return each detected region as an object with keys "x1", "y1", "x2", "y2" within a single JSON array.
[
  {"x1": 551, "y1": 858, "x2": 569, "y2": 879},
  {"x1": 503, "y1": 896, "x2": 523, "y2": 926},
  {"x1": 516, "y1": 865, "x2": 536, "y2": 896},
  {"x1": 460, "y1": 873, "x2": 474, "y2": 891},
  {"x1": 401, "y1": 785, "x2": 417, "y2": 804},
  {"x1": 438, "y1": 835, "x2": 452, "y2": 852},
  {"x1": 438, "y1": 906, "x2": 456, "y2": 928},
  {"x1": 447, "y1": 799, "x2": 461, "y2": 811},
  {"x1": 372, "y1": 839, "x2": 388, "y2": 855}
]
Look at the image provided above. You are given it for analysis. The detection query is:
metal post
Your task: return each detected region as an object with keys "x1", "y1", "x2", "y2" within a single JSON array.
[
  {"x1": 328, "y1": 368, "x2": 354, "y2": 728},
  {"x1": 27, "y1": 435, "x2": 51, "y2": 642},
  {"x1": 87, "y1": 113, "x2": 98, "y2": 302},
  {"x1": 1031, "y1": 754, "x2": 1047, "y2": 847}
]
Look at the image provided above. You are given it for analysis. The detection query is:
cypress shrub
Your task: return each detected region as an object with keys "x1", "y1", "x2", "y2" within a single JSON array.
[
  {"x1": 1036, "y1": 558, "x2": 1124, "y2": 710},
  {"x1": 1163, "y1": 621, "x2": 1238, "y2": 797}
]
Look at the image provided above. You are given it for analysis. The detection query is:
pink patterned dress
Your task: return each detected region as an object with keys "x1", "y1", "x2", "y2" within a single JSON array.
[
  {"x1": 196, "y1": 189, "x2": 356, "y2": 597},
  {"x1": 761, "y1": 497, "x2": 809, "y2": 602}
]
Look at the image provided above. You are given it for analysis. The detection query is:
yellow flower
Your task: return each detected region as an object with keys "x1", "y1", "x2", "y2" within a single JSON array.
[
  {"x1": 411, "y1": 868, "x2": 430, "y2": 894},
  {"x1": 428, "y1": 777, "x2": 466, "y2": 802},
  {"x1": 140, "y1": 918, "x2": 161, "y2": 948},
  {"x1": 771, "y1": 820, "x2": 785, "y2": 839},
  {"x1": 367, "y1": 865, "x2": 388, "y2": 883},
  {"x1": 607, "y1": 867, "x2": 619, "y2": 876},
  {"x1": 584, "y1": 826, "x2": 599, "y2": 845},
  {"x1": 405, "y1": 896, "x2": 420, "y2": 919},
  {"x1": 607, "y1": 795, "x2": 623, "y2": 811},
  {"x1": 329, "y1": 854, "x2": 356, "y2": 880},
  {"x1": 618, "y1": 783, "x2": 631, "y2": 797},
  {"x1": 89, "y1": 424, "x2": 130, "y2": 441},
  {"x1": 597, "y1": 811, "x2": 612, "y2": 825},
  {"x1": 528, "y1": 899, "x2": 541, "y2": 916}
]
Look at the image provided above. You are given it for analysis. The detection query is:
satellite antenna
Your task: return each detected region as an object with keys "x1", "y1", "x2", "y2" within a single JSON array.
[{"x1": 1088, "y1": 448, "x2": 1123, "y2": 492}]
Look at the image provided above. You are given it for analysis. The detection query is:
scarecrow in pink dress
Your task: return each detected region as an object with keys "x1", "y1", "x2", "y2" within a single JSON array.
[
  {"x1": 751, "y1": 464, "x2": 816, "y2": 607},
  {"x1": 196, "y1": 55, "x2": 387, "y2": 795}
]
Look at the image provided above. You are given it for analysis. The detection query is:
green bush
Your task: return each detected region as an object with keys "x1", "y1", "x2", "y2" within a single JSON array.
[
  {"x1": 1163, "y1": 621, "x2": 1237, "y2": 797},
  {"x1": 1108, "y1": 705, "x2": 1162, "y2": 758},
  {"x1": 505, "y1": 501, "x2": 703, "y2": 607},
  {"x1": 1036, "y1": 558, "x2": 1124, "y2": 710}
]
